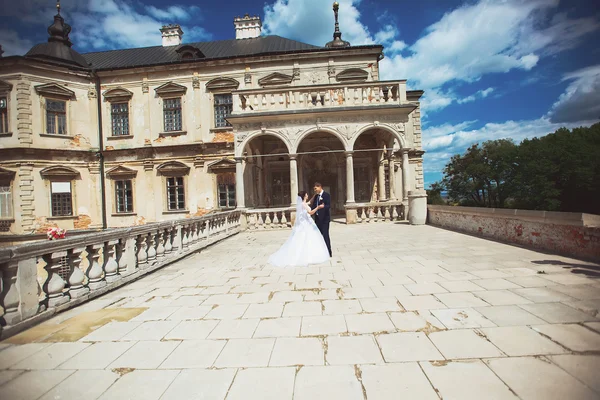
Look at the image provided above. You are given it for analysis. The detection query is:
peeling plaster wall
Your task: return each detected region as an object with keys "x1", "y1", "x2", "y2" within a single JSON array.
[{"x1": 428, "y1": 206, "x2": 600, "y2": 262}]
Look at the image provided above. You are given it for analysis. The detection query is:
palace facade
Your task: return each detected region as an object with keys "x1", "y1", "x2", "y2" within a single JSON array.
[{"x1": 0, "y1": 3, "x2": 425, "y2": 238}]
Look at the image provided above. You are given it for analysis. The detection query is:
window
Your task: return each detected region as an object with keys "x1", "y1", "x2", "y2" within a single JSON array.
[
  {"x1": 46, "y1": 99, "x2": 67, "y2": 135},
  {"x1": 166, "y1": 177, "x2": 185, "y2": 210},
  {"x1": 111, "y1": 103, "x2": 129, "y2": 136},
  {"x1": 218, "y1": 184, "x2": 236, "y2": 208},
  {"x1": 355, "y1": 164, "x2": 371, "y2": 202},
  {"x1": 163, "y1": 98, "x2": 182, "y2": 132},
  {"x1": 214, "y1": 94, "x2": 232, "y2": 128},
  {"x1": 115, "y1": 180, "x2": 133, "y2": 213},
  {"x1": 0, "y1": 185, "x2": 12, "y2": 218},
  {"x1": 0, "y1": 97, "x2": 7, "y2": 133},
  {"x1": 51, "y1": 181, "x2": 72, "y2": 216},
  {"x1": 270, "y1": 170, "x2": 290, "y2": 206}
]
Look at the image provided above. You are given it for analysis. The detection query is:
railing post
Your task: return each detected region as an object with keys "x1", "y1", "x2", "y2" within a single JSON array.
[
  {"x1": 146, "y1": 233, "x2": 157, "y2": 263},
  {"x1": 86, "y1": 244, "x2": 106, "y2": 291},
  {"x1": 0, "y1": 261, "x2": 21, "y2": 325},
  {"x1": 164, "y1": 228, "x2": 173, "y2": 255},
  {"x1": 136, "y1": 234, "x2": 148, "y2": 269},
  {"x1": 42, "y1": 251, "x2": 70, "y2": 307},
  {"x1": 104, "y1": 240, "x2": 120, "y2": 283},
  {"x1": 156, "y1": 230, "x2": 166, "y2": 259},
  {"x1": 68, "y1": 247, "x2": 89, "y2": 298}
]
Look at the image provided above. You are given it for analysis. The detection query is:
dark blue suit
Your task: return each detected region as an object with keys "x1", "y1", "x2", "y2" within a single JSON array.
[{"x1": 312, "y1": 191, "x2": 332, "y2": 256}]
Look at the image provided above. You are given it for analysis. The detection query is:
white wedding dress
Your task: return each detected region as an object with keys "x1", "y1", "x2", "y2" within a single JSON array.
[{"x1": 268, "y1": 196, "x2": 331, "y2": 267}]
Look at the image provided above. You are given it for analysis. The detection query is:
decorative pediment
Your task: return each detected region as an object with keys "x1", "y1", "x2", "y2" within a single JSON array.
[
  {"x1": 40, "y1": 166, "x2": 80, "y2": 180},
  {"x1": 336, "y1": 68, "x2": 369, "y2": 82},
  {"x1": 207, "y1": 158, "x2": 236, "y2": 172},
  {"x1": 106, "y1": 165, "x2": 137, "y2": 179},
  {"x1": 103, "y1": 87, "x2": 133, "y2": 102},
  {"x1": 35, "y1": 83, "x2": 75, "y2": 99},
  {"x1": 156, "y1": 161, "x2": 190, "y2": 176},
  {"x1": 0, "y1": 167, "x2": 16, "y2": 184},
  {"x1": 176, "y1": 45, "x2": 205, "y2": 60},
  {"x1": 258, "y1": 72, "x2": 293, "y2": 87},
  {"x1": 155, "y1": 82, "x2": 187, "y2": 97},
  {"x1": 0, "y1": 79, "x2": 13, "y2": 92},
  {"x1": 205, "y1": 77, "x2": 240, "y2": 91}
]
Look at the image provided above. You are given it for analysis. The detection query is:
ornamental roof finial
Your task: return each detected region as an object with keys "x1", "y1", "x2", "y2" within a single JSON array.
[{"x1": 326, "y1": 1, "x2": 350, "y2": 48}]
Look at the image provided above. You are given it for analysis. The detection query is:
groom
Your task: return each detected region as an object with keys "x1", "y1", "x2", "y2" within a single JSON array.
[{"x1": 312, "y1": 182, "x2": 332, "y2": 257}]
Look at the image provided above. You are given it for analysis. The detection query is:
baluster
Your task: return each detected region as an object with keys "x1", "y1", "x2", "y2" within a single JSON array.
[
  {"x1": 265, "y1": 212, "x2": 272, "y2": 228},
  {"x1": 181, "y1": 225, "x2": 189, "y2": 248},
  {"x1": 249, "y1": 213, "x2": 256, "y2": 230},
  {"x1": 156, "y1": 230, "x2": 166, "y2": 259},
  {"x1": 104, "y1": 240, "x2": 120, "y2": 283},
  {"x1": 273, "y1": 211, "x2": 280, "y2": 227},
  {"x1": 368, "y1": 208, "x2": 375, "y2": 222},
  {"x1": 392, "y1": 205, "x2": 399, "y2": 220},
  {"x1": 205, "y1": 220, "x2": 211, "y2": 239},
  {"x1": 117, "y1": 239, "x2": 130, "y2": 275},
  {"x1": 66, "y1": 247, "x2": 88, "y2": 299},
  {"x1": 343, "y1": 87, "x2": 349, "y2": 106},
  {"x1": 42, "y1": 251, "x2": 70, "y2": 307},
  {"x1": 257, "y1": 212, "x2": 264, "y2": 229},
  {"x1": 281, "y1": 211, "x2": 288, "y2": 227},
  {"x1": 360, "y1": 207, "x2": 367, "y2": 223},
  {"x1": 324, "y1": 90, "x2": 331, "y2": 106},
  {"x1": 1, "y1": 261, "x2": 22, "y2": 325},
  {"x1": 375, "y1": 206, "x2": 383, "y2": 222},
  {"x1": 164, "y1": 228, "x2": 173, "y2": 255},
  {"x1": 136, "y1": 234, "x2": 148, "y2": 268},
  {"x1": 384, "y1": 206, "x2": 391, "y2": 221},
  {"x1": 86, "y1": 244, "x2": 106, "y2": 291},
  {"x1": 193, "y1": 222, "x2": 200, "y2": 243},
  {"x1": 146, "y1": 232, "x2": 157, "y2": 262}
]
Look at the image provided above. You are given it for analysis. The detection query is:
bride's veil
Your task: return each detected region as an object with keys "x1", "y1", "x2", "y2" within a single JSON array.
[{"x1": 294, "y1": 195, "x2": 304, "y2": 228}]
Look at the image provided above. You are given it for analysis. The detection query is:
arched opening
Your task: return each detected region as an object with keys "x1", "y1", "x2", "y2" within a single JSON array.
[
  {"x1": 243, "y1": 134, "x2": 291, "y2": 208},
  {"x1": 297, "y1": 131, "x2": 346, "y2": 215}
]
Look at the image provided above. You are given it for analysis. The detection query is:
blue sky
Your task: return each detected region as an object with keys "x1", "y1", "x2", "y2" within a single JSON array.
[{"x1": 2, "y1": 0, "x2": 599, "y2": 187}]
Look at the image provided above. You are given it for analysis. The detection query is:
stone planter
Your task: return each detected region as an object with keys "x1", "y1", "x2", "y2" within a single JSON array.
[{"x1": 408, "y1": 191, "x2": 428, "y2": 225}]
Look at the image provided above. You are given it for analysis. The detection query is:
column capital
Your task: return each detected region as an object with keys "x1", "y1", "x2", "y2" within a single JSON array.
[
  {"x1": 289, "y1": 153, "x2": 298, "y2": 161},
  {"x1": 400, "y1": 148, "x2": 411, "y2": 155},
  {"x1": 344, "y1": 151, "x2": 354, "y2": 157},
  {"x1": 234, "y1": 156, "x2": 244, "y2": 163}
]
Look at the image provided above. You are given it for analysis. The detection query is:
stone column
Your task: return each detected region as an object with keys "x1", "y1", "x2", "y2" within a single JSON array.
[
  {"x1": 257, "y1": 163, "x2": 265, "y2": 207},
  {"x1": 345, "y1": 151, "x2": 355, "y2": 203},
  {"x1": 401, "y1": 149, "x2": 410, "y2": 202},
  {"x1": 235, "y1": 157, "x2": 245, "y2": 209},
  {"x1": 337, "y1": 163, "x2": 344, "y2": 206},
  {"x1": 289, "y1": 154, "x2": 298, "y2": 205},
  {"x1": 388, "y1": 153, "x2": 396, "y2": 200},
  {"x1": 378, "y1": 151, "x2": 387, "y2": 201}
]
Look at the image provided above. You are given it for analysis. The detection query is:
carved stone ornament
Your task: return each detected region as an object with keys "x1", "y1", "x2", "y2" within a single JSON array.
[
  {"x1": 40, "y1": 166, "x2": 80, "y2": 180},
  {"x1": 87, "y1": 86, "x2": 97, "y2": 99},
  {"x1": 328, "y1": 66, "x2": 336, "y2": 77},
  {"x1": 35, "y1": 83, "x2": 75, "y2": 99},
  {"x1": 106, "y1": 165, "x2": 137, "y2": 179},
  {"x1": 236, "y1": 132, "x2": 248, "y2": 143},
  {"x1": 155, "y1": 82, "x2": 187, "y2": 97},
  {"x1": 205, "y1": 77, "x2": 240, "y2": 91},
  {"x1": 192, "y1": 75, "x2": 200, "y2": 89},
  {"x1": 103, "y1": 87, "x2": 133, "y2": 102},
  {"x1": 156, "y1": 161, "x2": 190, "y2": 176},
  {"x1": 292, "y1": 68, "x2": 300, "y2": 81},
  {"x1": 338, "y1": 124, "x2": 357, "y2": 139},
  {"x1": 336, "y1": 68, "x2": 369, "y2": 82},
  {"x1": 244, "y1": 72, "x2": 252, "y2": 84},
  {"x1": 258, "y1": 72, "x2": 293, "y2": 87},
  {"x1": 142, "y1": 81, "x2": 149, "y2": 94}
]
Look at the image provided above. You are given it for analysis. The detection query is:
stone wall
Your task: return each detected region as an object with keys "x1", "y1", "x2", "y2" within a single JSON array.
[{"x1": 427, "y1": 205, "x2": 600, "y2": 262}]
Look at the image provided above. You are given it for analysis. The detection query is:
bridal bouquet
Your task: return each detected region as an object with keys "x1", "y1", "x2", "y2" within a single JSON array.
[{"x1": 47, "y1": 227, "x2": 67, "y2": 240}]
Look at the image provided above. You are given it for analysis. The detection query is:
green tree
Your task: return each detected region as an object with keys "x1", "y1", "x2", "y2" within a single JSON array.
[{"x1": 426, "y1": 181, "x2": 446, "y2": 205}]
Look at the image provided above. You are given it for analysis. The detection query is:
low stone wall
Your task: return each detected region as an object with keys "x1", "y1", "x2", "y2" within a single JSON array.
[{"x1": 427, "y1": 205, "x2": 600, "y2": 262}]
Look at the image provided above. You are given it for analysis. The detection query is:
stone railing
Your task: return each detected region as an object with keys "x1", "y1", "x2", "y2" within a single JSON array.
[
  {"x1": 428, "y1": 205, "x2": 600, "y2": 262},
  {"x1": 232, "y1": 80, "x2": 409, "y2": 115},
  {"x1": 246, "y1": 207, "x2": 294, "y2": 230},
  {"x1": 345, "y1": 201, "x2": 406, "y2": 223},
  {"x1": 0, "y1": 210, "x2": 242, "y2": 339}
]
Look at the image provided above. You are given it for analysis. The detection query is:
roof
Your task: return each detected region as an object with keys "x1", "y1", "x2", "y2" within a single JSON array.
[
  {"x1": 26, "y1": 42, "x2": 89, "y2": 68},
  {"x1": 82, "y1": 35, "x2": 326, "y2": 70}
]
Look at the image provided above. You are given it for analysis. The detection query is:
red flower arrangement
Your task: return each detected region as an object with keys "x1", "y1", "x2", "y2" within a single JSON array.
[{"x1": 47, "y1": 227, "x2": 67, "y2": 240}]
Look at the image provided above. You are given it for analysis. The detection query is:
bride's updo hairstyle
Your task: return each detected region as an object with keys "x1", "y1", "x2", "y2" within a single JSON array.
[{"x1": 298, "y1": 191, "x2": 308, "y2": 200}]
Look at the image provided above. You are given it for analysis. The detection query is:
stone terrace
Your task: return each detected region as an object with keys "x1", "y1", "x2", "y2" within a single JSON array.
[{"x1": 1, "y1": 222, "x2": 600, "y2": 399}]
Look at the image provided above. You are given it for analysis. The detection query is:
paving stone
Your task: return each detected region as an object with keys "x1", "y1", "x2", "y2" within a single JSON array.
[
  {"x1": 549, "y1": 355, "x2": 600, "y2": 393},
  {"x1": 511, "y1": 287, "x2": 576, "y2": 303},
  {"x1": 214, "y1": 338, "x2": 275, "y2": 368},
  {"x1": 162, "y1": 368, "x2": 235, "y2": 400},
  {"x1": 0, "y1": 370, "x2": 23, "y2": 386},
  {"x1": 11, "y1": 342, "x2": 90, "y2": 370},
  {"x1": 0, "y1": 343, "x2": 51, "y2": 369},
  {"x1": 166, "y1": 306, "x2": 213, "y2": 321},
  {"x1": 405, "y1": 282, "x2": 448, "y2": 295},
  {"x1": 121, "y1": 320, "x2": 179, "y2": 341},
  {"x1": 345, "y1": 313, "x2": 396, "y2": 334},
  {"x1": 421, "y1": 359, "x2": 517, "y2": 400},
  {"x1": 293, "y1": 366, "x2": 364, "y2": 400},
  {"x1": 109, "y1": 341, "x2": 180, "y2": 369},
  {"x1": 532, "y1": 324, "x2": 600, "y2": 352},
  {"x1": 550, "y1": 284, "x2": 600, "y2": 300},
  {"x1": 301, "y1": 315, "x2": 347, "y2": 336},
  {"x1": 269, "y1": 337, "x2": 324, "y2": 366},
  {"x1": 388, "y1": 311, "x2": 445, "y2": 332},
  {"x1": 254, "y1": 317, "x2": 301, "y2": 338},
  {"x1": 57, "y1": 341, "x2": 135, "y2": 369},
  {"x1": 164, "y1": 320, "x2": 219, "y2": 340},
  {"x1": 204, "y1": 304, "x2": 249, "y2": 319},
  {"x1": 431, "y1": 308, "x2": 496, "y2": 329},
  {"x1": 541, "y1": 274, "x2": 595, "y2": 286},
  {"x1": 486, "y1": 357, "x2": 598, "y2": 400},
  {"x1": 474, "y1": 290, "x2": 532, "y2": 306},
  {"x1": 429, "y1": 329, "x2": 504, "y2": 359},
  {"x1": 562, "y1": 299, "x2": 600, "y2": 317},
  {"x1": 474, "y1": 305, "x2": 546, "y2": 326},
  {"x1": 326, "y1": 335, "x2": 383, "y2": 365},
  {"x1": 130, "y1": 307, "x2": 179, "y2": 321},
  {"x1": 79, "y1": 321, "x2": 142, "y2": 342},
  {"x1": 283, "y1": 301, "x2": 322, "y2": 317},
  {"x1": 472, "y1": 278, "x2": 522, "y2": 290},
  {"x1": 471, "y1": 269, "x2": 512, "y2": 279},
  {"x1": 159, "y1": 340, "x2": 226, "y2": 369},
  {"x1": 304, "y1": 289, "x2": 339, "y2": 301},
  {"x1": 271, "y1": 291, "x2": 304, "y2": 302},
  {"x1": 482, "y1": 326, "x2": 568, "y2": 356},
  {"x1": 207, "y1": 319, "x2": 260, "y2": 339},
  {"x1": 98, "y1": 370, "x2": 180, "y2": 400},
  {"x1": 377, "y1": 332, "x2": 443, "y2": 362},
  {"x1": 322, "y1": 299, "x2": 363, "y2": 315},
  {"x1": 358, "y1": 297, "x2": 403, "y2": 313},
  {"x1": 39, "y1": 370, "x2": 119, "y2": 400},
  {"x1": 0, "y1": 370, "x2": 74, "y2": 400},
  {"x1": 227, "y1": 367, "x2": 295, "y2": 400},
  {"x1": 361, "y1": 363, "x2": 439, "y2": 400},
  {"x1": 584, "y1": 321, "x2": 600, "y2": 333},
  {"x1": 243, "y1": 302, "x2": 285, "y2": 318},
  {"x1": 438, "y1": 280, "x2": 486, "y2": 292},
  {"x1": 397, "y1": 295, "x2": 447, "y2": 310},
  {"x1": 340, "y1": 287, "x2": 375, "y2": 299},
  {"x1": 506, "y1": 276, "x2": 554, "y2": 288},
  {"x1": 435, "y1": 292, "x2": 490, "y2": 307},
  {"x1": 520, "y1": 303, "x2": 597, "y2": 323}
]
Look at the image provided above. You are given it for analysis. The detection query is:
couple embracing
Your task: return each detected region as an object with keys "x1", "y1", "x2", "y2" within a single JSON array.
[{"x1": 268, "y1": 182, "x2": 332, "y2": 267}]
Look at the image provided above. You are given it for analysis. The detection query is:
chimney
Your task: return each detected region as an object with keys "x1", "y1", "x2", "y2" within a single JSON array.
[
  {"x1": 160, "y1": 24, "x2": 183, "y2": 46},
  {"x1": 234, "y1": 14, "x2": 262, "y2": 39}
]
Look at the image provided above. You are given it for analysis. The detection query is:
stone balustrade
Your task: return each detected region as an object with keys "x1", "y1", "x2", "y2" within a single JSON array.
[
  {"x1": 0, "y1": 210, "x2": 242, "y2": 339},
  {"x1": 246, "y1": 207, "x2": 294, "y2": 230},
  {"x1": 345, "y1": 201, "x2": 406, "y2": 223},
  {"x1": 232, "y1": 80, "x2": 408, "y2": 115}
]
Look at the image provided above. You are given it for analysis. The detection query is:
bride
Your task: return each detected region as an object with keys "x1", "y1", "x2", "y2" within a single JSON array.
[{"x1": 268, "y1": 191, "x2": 331, "y2": 267}]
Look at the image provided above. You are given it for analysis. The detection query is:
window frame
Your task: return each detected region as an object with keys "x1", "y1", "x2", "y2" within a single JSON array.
[
  {"x1": 166, "y1": 176, "x2": 186, "y2": 211},
  {"x1": 110, "y1": 102, "x2": 130, "y2": 137},
  {"x1": 213, "y1": 93, "x2": 233, "y2": 129},
  {"x1": 0, "y1": 95, "x2": 9, "y2": 134},
  {"x1": 114, "y1": 179, "x2": 134, "y2": 214},
  {"x1": 45, "y1": 98, "x2": 68, "y2": 135},
  {"x1": 50, "y1": 181, "x2": 74, "y2": 217},
  {"x1": 162, "y1": 97, "x2": 183, "y2": 133}
]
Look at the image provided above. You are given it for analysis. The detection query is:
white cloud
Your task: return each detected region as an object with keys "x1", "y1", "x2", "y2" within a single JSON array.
[
  {"x1": 548, "y1": 65, "x2": 600, "y2": 123},
  {"x1": 457, "y1": 87, "x2": 495, "y2": 104},
  {"x1": 0, "y1": 29, "x2": 33, "y2": 56}
]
